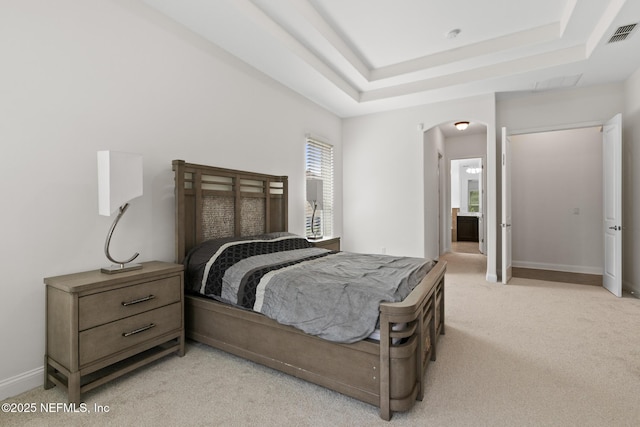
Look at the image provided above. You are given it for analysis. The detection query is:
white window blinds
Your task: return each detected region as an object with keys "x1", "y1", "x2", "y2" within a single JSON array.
[{"x1": 305, "y1": 137, "x2": 334, "y2": 238}]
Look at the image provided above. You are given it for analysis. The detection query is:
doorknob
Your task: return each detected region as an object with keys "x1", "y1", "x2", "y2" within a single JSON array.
[{"x1": 608, "y1": 225, "x2": 620, "y2": 231}]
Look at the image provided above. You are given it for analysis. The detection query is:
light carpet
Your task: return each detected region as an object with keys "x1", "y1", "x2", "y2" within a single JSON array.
[{"x1": 3, "y1": 251, "x2": 639, "y2": 426}]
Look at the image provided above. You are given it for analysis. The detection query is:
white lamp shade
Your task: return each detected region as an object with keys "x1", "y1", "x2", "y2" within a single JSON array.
[
  {"x1": 306, "y1": 179, "x2": 324, "y2": 210},
  {"x1": 98, "y1": 151, "x2": 143, "y2": 216}
]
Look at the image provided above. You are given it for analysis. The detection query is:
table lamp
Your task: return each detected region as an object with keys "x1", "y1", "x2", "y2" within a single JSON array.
[
  {"x1": 306, "y1": 179, "x2": 323, "y2": 240},
  {"x1": 97, "y1": 151, "x2": 143, "y2": 274}
]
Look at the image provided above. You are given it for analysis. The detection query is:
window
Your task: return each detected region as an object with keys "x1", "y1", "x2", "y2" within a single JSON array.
[
  {"x1": 468, "y1": 180, "x2": 480, "y2": 212},
  {"x1": 305, "y1": 137, "x2": 333, "y2": 238}
]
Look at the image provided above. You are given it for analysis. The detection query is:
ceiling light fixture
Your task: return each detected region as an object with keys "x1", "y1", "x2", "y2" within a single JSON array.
[{"x1": 455, "y1": 121, "x2": 470, "y2": 131}]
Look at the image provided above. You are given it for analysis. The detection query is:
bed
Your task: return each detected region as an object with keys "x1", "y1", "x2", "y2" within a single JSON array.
[{"x1": 172, "y1": 160, "x2": 446, "y2": 420}]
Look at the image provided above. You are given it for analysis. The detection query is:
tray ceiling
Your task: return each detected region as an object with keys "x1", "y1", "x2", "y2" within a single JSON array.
[{"x1": 143, "y1": 0, "x2": 640, "y2": 117}]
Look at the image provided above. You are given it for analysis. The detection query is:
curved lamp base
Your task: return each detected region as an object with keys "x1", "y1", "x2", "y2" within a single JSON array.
[
  {"x1": 101, "y1": 203, "x2": 141, "y2": 274},
  {"x1": 309, "y1": 202, "x2": 323, "y2": 240}
]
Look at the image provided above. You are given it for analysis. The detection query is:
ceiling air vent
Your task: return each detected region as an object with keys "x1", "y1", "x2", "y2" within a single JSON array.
[
  {"x1": 607, "y1": 23, "x2": 637, "y2": 43},
  {"x1": 533, "y1": 74, "x2": 582, "y2": 92}
]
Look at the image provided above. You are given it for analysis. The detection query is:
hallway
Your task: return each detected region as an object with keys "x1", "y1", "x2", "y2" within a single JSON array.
[{"x1": 450, "y1": 241, "x2": 482, "y2": 255}]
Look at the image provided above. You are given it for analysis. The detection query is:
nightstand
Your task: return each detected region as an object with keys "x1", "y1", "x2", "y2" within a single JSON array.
[
  {"x1": 44, "y1": 261, "x2": 184, "y2": 404},
  {"x1": 309, "y1": 236, "x2": 341, "y2": 251}
]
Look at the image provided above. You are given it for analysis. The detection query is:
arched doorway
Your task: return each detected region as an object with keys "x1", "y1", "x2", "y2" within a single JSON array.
[{"x1": 423, "y1": 120, "x2": 489, "y2": 261}]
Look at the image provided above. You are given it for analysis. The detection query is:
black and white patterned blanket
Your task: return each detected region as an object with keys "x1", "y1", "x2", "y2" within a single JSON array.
[{"x1": 185, "y1": 234, "x2": 434, "y2": 343}]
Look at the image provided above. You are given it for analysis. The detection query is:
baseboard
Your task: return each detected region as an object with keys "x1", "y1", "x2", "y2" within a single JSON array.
[
  {"x1": 512, "y1": 260, "x2": 602, "y2": 275},
  {"x1": 0, "y1": 366, "x2": 43, "y2": 401}
]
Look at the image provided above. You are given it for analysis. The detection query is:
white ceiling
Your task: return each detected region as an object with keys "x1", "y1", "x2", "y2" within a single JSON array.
[{"x1": 143, "y1": 0, "x2": 640, "y2": 118}]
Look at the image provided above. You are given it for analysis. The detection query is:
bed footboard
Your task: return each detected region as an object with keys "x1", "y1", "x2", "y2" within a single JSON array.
[
  {"x1": 184, "y1": 259, "x2": 446, "y2": 421},
  {"x1": 378, "y1": 260, "x2": 446, "y2": 420},
  {"x1": 186, "y1": 294, "x2": 384, "y2": 405}
]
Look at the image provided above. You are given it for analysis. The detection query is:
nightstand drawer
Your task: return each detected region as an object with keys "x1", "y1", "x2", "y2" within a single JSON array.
[
  {"x1": 79, "y1": 275, "x2": 181, "y2": 330},
  {"x1": 79, "y1": 302, "x2": 181, "y2": 366}
]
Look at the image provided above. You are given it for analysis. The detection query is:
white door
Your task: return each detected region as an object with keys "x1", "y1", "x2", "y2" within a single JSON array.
[
  {"x1": 501, "y1": 127, "x2": 512, "y2": 284},
  {"x1": 478, "y1": 158, "x2": 485, "y2": 254},
  {"x1": 603, "y1": 114, "x2": 622, "y2": 297},
  {"x1": 438, "y1": 152, "x2": 443, "y2": 256}
]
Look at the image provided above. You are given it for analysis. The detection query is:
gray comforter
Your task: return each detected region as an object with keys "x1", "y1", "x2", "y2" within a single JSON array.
[{"x1": 186, "y1": 235, "x2": 434, "y2": 343}]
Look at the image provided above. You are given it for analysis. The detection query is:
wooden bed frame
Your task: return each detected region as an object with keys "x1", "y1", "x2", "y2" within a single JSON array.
[{"x1": 172, "y1": 160, "x2": 446, "y2": 420}]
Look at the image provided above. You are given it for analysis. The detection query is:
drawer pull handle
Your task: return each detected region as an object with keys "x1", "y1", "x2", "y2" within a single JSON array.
[
  {"x1": 122, "y1": 295, "x2": 156, "y2": 306},
  {"x1": 122, "y1": 323, "x2": 156, "y2": 337}
]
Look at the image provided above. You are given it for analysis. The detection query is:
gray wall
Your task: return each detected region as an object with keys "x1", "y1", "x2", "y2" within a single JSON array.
[
  {"x1": 0, "y1": 0, "x2": 341, "y2": 398},
  {"x1": 510, "y1": 127, "x2": 603, "y2": 274}
]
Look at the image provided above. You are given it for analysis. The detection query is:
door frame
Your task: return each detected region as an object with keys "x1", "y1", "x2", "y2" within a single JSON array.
[
  {"x1": 448, "y1": 155, "x2": 487, "y2": 254},
  {"x1": 506, "y1": 118, "x2": 622, "y2": 293}
]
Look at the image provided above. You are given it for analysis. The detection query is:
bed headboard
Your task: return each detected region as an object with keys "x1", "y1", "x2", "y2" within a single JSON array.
[{"x1": 172, "y1": 160, "x2": 288, "y2": 263}]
